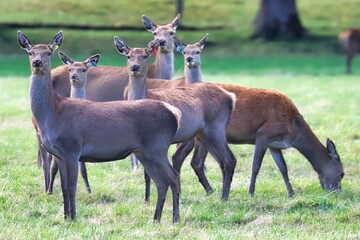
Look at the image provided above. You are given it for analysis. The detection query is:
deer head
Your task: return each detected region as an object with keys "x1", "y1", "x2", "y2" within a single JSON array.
[
  {"x1": 175, "y1": 34, "x2": 208, "y2": 68},
  {"x1": 114, "y1": 37, "x2": 159, "y2": 77},
  {"x1": 142, "y1": 14, "x2": 180, "y2": 53},
  {"x1": 318, "y1": 138, "x2": 344, "y2": 191},
  {"x1": 17, "y1": 30, "x2": 63, "y2": 75},
  {"x1": 58, "y1": 51, "x2": 100, "y2": 87}
]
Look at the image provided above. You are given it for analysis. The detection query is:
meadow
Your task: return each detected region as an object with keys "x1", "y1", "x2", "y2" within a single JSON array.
[{"x1": 1, "y1": 0, "x2": 360, "y2": 239}]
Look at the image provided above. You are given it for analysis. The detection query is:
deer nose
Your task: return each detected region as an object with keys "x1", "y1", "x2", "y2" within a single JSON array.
[
  {"x1": 159, "y1": 40, "x2": 166, "y2": 46},
  {"x1": 130, "y1": 65, "x2": 140, "y2": 72},
  {"x1": 186, "y1": 57, "x2": 193, "y2": 62},
  {"x1": 32, "y1": 60, "x2": 43, "y2": 68}
]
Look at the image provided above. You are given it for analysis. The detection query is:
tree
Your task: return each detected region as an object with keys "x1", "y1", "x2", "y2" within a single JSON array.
[
  {"x1": 176, "y1": 0, "x2": 183, "y2": 17},
  {"x1": 252, "y1": 0, "x2": 307, "y2": 41}
]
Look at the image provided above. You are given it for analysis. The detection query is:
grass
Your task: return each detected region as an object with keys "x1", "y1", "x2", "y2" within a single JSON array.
[
  {"x1": 0, "y1": 71, "x2": 359, "y2": 239},
  {"x1": 1, "y1": 0, "x2": 360, "y2": 239}
]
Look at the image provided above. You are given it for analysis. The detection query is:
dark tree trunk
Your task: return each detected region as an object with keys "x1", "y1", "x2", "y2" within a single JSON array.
[
  {"x1": 252, "y1": 0, "x2": 307, "y2": 40},
  {"x1": 176, "y1": 0, "x2": 184, "y2": 18}
]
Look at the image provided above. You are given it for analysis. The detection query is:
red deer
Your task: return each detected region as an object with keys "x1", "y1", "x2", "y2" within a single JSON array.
[
  {"x1": 146, "y1": 36, "x2": 345, "y2": 196},
  {"x1": 18, "y1": 30, "x2": 182, "y2": 223},
  {"x1": 47, "y1": 52, "x2": 101, "y2": 194},
  {"x1": 114, "y1": 37, "x2": 237, "y2": 201},
  {"x1": 34, "y1": 15, "x2": 181, "y2": 191},
  {"x1": 338, "y1": 29, "x2": 360, "y2": 74}
]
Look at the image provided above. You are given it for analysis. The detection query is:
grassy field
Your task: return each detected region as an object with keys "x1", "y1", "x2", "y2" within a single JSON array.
[
  {"x1": 0, "y1": 70, "x2": 360, "y2": 239},
  {"x1": 1, "y1": 0, "x2": 360, "y2": 239}
]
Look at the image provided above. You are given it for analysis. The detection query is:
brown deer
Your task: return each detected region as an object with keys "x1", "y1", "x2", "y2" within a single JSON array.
[
  {"x1": 114, "y1": 37, "x2": 237, "y2": 201},
  {"x1": 34, "y1": 15, "x2": 181, "y2": 190},
  {"x1": 338, "y1": 29, "x2": 360, "y2": 74},
  {"x1": 149, "y1": 36, "x2": 344, "y2": 196},
  {"x1": 47, "y1": 52, "x2": 101, "y2": 194},
  {"x1": 18, "y1": 30, "x2": 183, "y2": 223}
]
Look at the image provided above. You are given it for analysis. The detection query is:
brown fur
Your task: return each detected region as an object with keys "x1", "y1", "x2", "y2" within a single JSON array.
[{"x1": 338, "y1": 29, "x2": 360, "y2": 73}]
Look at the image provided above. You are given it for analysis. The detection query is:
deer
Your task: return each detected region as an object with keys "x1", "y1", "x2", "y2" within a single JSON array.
[
  {"x1": 338, "y1": 29, "x2": 360, "y2": 74},
  {"x1": 148, "y1": 35, "x2": 345, "y2": 197},
  {"x1": 46, "y1": 52, "x2": 101, "y2": 194},
  {"x1": 18, "y1": 30, "x2": 183, "y2": 223},
  {"x1": 33, "y1": 15, "x2": 181, "y2": 192},
  {"x1": 114, "y1": 37, "x2": 237, "y2": 202}
]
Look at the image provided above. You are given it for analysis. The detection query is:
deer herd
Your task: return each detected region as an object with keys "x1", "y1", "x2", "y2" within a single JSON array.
[{"x1": 17, "y1": 14, "x2": 345, "y2": 223}]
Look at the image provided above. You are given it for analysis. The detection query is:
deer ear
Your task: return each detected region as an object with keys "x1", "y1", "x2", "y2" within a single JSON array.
[
  {"x1": 142, "y1": 15, "x2": 157, "y2": 33},
  {"x1": 174, "y1": 36, "x2": 185, "y2": 53},
  {"x1": 146, "y1": 39, "x2": 160, "y2": 55},
  {"x1": 58, "y1": 51, "x2": 74, "y2": 66},
  {"x1": 85, "y1": 54, "x2": 100, "y2": 68},
  {"x1": 326, "y1": 138, "x2": 340, "y2": 162},
  {"x1": 114, "y1": 36, "x2": 130, "y2": 56},
  {"x1": 198, "y1": 33, "x2": 209, "y2": 50},
  {"x1": 171, "y1": 13, "x2": 181, "y2": 32},
  {"x1": 17, "y1": 30, "x2": 33, "y2": 51},
  {"x1": 49, "y1": 30, "x2": 63, "y2": 52}
]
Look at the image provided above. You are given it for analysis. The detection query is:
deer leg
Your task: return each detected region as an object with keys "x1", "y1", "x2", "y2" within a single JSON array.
[
  {"x1": 55, "y1": 155, "x2": 79, "y2": 221},
  {"x1": 346, "y1": 54, "x2": 354, "y2": 74},
  {"x1": 40, "y1": 145, "x2": 50, "y2": 193},
  {"x1": 172, "y1": 139, "x2": 194, "y2": 173},
  {"x1": 48, "y1": 154, "x2": 58, "y2": 194},
  {"x1": 269, "y1": 148, "x2": 294, "y2": 197},
  {"x1": 190, "y1": 140, "x2": 213, "y2": 194},
  {"x1": 55, "y1": 157, "x2": 70, "y2": 219},
  {"x1": 130, "y1": 154, "x2": 139, "y2": 171},
  {"x1": 144, "y1": 169, "x2": 151, "y2": 203},
  {"x1": 197, "y1": 132, "x2": 236, "y2": 201},
  {"x1": 66, "y1": 157, "x2": 79, "y2": 221},
  {"x1": 79, "y1": 162, "x2": 91, "y2": 194},
  {"x1": 248, "y1": 138, "x2": 268, "y2": 196},
  {"x1": 137, "y1": 156, "x2": 168, "y2": 223}
]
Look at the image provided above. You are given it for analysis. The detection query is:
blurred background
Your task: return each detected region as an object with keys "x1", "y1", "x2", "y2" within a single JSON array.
[{"x1": 0, "y1": 0, "x2": 359, "y2": 76}]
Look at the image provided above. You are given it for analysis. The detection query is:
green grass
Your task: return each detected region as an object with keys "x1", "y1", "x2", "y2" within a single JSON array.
[
  {"x1": 0, "y1": 73, "x2": 359, "y2": 239},
  {"x1": 1, "y1": 0, "x2": 360, "y2": 238}
]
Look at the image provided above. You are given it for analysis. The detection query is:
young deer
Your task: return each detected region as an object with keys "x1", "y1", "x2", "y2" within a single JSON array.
[
  {"x1": 338, "y1": 29, "x2": 360, "y2": 74},
  {"x1": 114, "y1": 37, "x2": 237, "y2": 201},
  {"x1": 18, "y1": 30, "x2": 182, "y2": 222},
  {"x1": 46, "y1": 52, "x2": 101, "y2": 194},
  {"x1": 151, "y1": 36, "x2": 344, "y2": 196}
]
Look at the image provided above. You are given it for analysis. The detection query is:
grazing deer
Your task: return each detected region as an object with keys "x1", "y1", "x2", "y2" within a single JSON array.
[
  {"x1": 151, "y1": 36, "x2": 345, "y2": 196},
  {"x1": 114, "y1": 37, "x2": 237, "y2": 201},
  {"x1": 18, "y1": 30, "x2": 183, "y2": 222},
  {"x1": 338, "y1": 29, "x2": 360, "y2": 74},
  {"x1": 47, "y1": 52, "x2": 101, "y2": 194}
]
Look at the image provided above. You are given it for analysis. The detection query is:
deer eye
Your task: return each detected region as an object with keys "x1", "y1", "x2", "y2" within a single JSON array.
[
  {"x1": 169, "y1": 32, "x2": 174, "y2": 35},
  {"x1": 153, "y1": 32, "x2": 157, "y2": 36},
  {"x1": 82, "y1": 69, "x2": 86, "y2": 72},
  {"x1": 47, "y1": 52, "x2": 52, "y2": 56},
  {"x1": 182, "y1": 51, "x2": 186, "y2": 55},
  {"x1": 68, "y1": 69, "x2": 71, "y2": 72},
  {"x1": 28, "y1": 52, "x2": 32, "y2": 56},
  {"x1": 127, "y1": 55, "x2": 130, "y2": 59},
  {"x1": 196, "y1": 51, "x2": 200, "y2": 54}
]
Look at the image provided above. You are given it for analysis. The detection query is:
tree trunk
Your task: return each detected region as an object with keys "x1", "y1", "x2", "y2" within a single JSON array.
[
  {"x1": 176, "y1": 0, "x2": 184, "y2": 18},
  {"x1": 252, "y1": 0, "x2": 307, "y2": 40}
]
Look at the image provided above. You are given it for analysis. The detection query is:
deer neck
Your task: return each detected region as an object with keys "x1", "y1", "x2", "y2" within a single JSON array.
[
  {"x1": 293, "y1": 120, "x2": 328, "y2": 174},
  {"x1": 154, "y1": 50, "x2": 174, "y2": 79},
  {"x1": 71, "y1": 86, "x2": 86, "y2": 99},
  {"x1": 128, "y1": 72, "x2": 147, "y2": 100},
  {"x1": 29, "y1": 70, "x2": 56, "y2": 127},
  {"x1": 185, "y1": 66, "x2": 202, "y2": 84}
]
